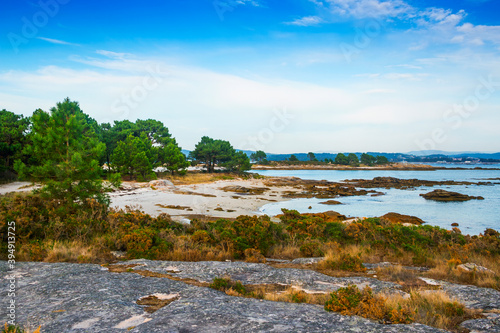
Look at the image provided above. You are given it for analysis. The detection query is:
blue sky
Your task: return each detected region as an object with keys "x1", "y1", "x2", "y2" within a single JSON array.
[{"x1": 1, "y1": 0, "x2": 500, "y2": 153}]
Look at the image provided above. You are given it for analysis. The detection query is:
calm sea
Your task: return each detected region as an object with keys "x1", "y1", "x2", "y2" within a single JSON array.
[{"x1": 251, "y1": 164, "x2": 500, "y2": 235}]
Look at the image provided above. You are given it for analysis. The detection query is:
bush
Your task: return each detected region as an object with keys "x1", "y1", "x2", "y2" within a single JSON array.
[
  {"x1": 325, "y1": 285, "x2": 414, "y2": 323},
  {"x1": 208, "y1": 215, "x2": 283, "y2": 258},
  {"x1": 209, "y1": 277, "x2": 247, "y2": 295},
  {"x1": 299, "y1": 240, "x2": 324, "y2": 257},
  {"x1": 321, "y1": 253, "x2": 366, "y2": 272}
]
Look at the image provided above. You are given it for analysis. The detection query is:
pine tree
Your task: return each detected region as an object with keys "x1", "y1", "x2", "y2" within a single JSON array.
[{"x1": 14, "y1": 98, "x2": 107, "y2": 205}]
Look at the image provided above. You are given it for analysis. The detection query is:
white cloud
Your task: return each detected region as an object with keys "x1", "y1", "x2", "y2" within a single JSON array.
[
  {"x1": 323, "y1": 0, "x2": 413, "y2": 19},
  {"x1": 285, "y1": 16, "x2": 324, "y2": 26},
  {"x1": 1, "y1": 50, "x2": 498, "y2": 152},
  {"x1": 36, "y1": 37, "x2": 79, "y2": 46}
]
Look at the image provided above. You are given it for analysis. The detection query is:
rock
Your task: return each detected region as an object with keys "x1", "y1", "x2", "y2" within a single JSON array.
[
  {"x1": 221, "y1": 185, "x2": 269, "y2": 195},
  {"x1": 0, "y1": 261, "x2": 446, "y2": 332},
  {"x1": 417, "y1": 277, "x2": 500, "y2": 310},
  {"x1": 420, "y1": 189, "x2": 484, "y2": 202},
  {"x1": 457, "y1": 263, "x2": 495, "y2": 275},
  {"x1": 111, "y1": 251, "x2": 127, "y2": 259},
  {"x1": 380, "y1": 212, "x2": 425, "y2": 225},
  {"x1": 148, "y1": 179, "x2": 175, "y2": 188},
  {"x1": 345, "y1": 177, "x2": 492, "y2": 189},
  {"x1": 290, "y1": 257, "x2": 324, "y2": 265},
  {"x1": 319, "y1": 200, "x2": 342, "y2": 205},
  {"x1": 460, "y1": 312, "x2": 500, "y2": 333}
]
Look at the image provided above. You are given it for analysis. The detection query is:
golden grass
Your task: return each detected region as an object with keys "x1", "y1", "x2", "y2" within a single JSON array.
[
  {"x1": 384, "y1": 290, "x2": 482, "y2": 331},
  {"x1": 261, "y1": 287, "x2": 329, "y2": 305},
  {"x1": 268, "y1": 244, "x2": 302, "y2": 259},
  {"x1": 164, "y1": 172, "x2": 238, "y2": 185},
  {"x1": 425, "y1": 259, "x2": 499, "y2": 290}
]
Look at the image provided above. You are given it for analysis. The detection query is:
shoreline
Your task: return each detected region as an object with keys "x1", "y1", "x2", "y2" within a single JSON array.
[
  {"x1": 252, "y1": 163, "x2": 500, "y2": 171},
  {"x1": 108, "y1": 177, "x2": 298, "y2": 221}
]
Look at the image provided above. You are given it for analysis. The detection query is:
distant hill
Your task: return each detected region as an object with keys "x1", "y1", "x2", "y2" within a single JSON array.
[
  {"x1": 181, "y1": 149, "x2": 500, "y2": 163},
  {"x1": 408, "y1": 150, "x2": 500, "y2": 159}
]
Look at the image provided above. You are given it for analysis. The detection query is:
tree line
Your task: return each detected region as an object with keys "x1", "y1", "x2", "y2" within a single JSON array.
[
  {"x1": 0, "y1": 98, "x2": 251, "y2": 202},
  {"x1": 284, "y1": 152, "x2": 388, "y2": 166}
]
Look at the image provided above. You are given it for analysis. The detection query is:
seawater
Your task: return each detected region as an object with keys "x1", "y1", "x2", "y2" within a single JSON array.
[{"x1": 251, "y1": 164, "x2": 500, "y2": 235}]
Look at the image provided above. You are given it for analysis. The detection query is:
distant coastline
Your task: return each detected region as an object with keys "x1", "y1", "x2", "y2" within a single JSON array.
[{"x1": 252, "y1": 163, "x2": 500, "y2": 171}]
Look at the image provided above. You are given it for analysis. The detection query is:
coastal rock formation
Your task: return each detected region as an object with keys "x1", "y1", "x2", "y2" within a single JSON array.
[
  {"x1": 420, "y1": 189, "x2": 485, "y2": 202},
  {"x1": 380, "y1": 212, "x2": 425, "y2": 225},
  {"x1": 2, "y1": 261, "x2": 499, "y2": 332},
  {"x1": 221, "y1": 185, "x2": 269, "y2": 195},
  {"x1": 345, "y1": 177, "x2": 493, "y2": 189},
  {"x1": 319, "y1": 200, "x2": 342, "y2": 205},
  {"x1": 1, "y1": 261, "x2": 441, "y2": 333}
]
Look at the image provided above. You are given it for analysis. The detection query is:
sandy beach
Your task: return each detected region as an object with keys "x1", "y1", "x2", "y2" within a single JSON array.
[
  {"x1": 0, "y1": 178, "x2": 300, "y2": 222},
  {"x1": 109, "y1": 178, "x2": 300, "y2": 222}
]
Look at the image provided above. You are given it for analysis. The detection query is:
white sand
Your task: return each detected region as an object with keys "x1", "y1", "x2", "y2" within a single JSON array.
[
  {"x1": 0, "y1": 178, "x2": 299, "y2": 221},
  {"x1": 0, "y1": 181, "x2": 37, "y2": 195},
  {"x1": 109, "y1": 178, "x2": 299, "y2": 221}
]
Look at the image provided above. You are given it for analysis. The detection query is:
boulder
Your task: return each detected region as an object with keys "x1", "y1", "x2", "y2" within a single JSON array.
[
  {"x1": 457, "y1": 263, "x2": 495, "y2": 275},
  {"x1": 380, "y1": 212, "x2": 425, "y2": 225},
  {"x1": 420, "y1": 189, "x2": 484, "y2": 202},
  {"x1": 319, "y1": 200, "x2": 342, "y2": 205}
]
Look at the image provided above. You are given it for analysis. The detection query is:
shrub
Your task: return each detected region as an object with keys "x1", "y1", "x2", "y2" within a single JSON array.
[
  {"x1": 244, "y1": 248, "x2": 266, "y2": 263},
  {"x1": 209, "y1": 277, "x2": 247, "y2": 295},
  {"x1": 209, "y1": 215, "x2": 283, "y2": 258},
  {"x1": 299, "y1": 240, "x2": 324, "y2": 257},
  {"x1": 321, "y1": 253, "x2": 366, "y2": 272}
]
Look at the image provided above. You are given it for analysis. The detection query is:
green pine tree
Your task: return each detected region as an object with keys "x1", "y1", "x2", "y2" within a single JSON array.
[{"x1": 14, "y1": 98, "x2": 107, "y2": 205}]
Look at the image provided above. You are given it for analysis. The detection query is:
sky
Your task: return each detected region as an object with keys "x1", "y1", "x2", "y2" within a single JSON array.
[{"x1": 1, "y1": 0, "x2": 500, "y2": 153}]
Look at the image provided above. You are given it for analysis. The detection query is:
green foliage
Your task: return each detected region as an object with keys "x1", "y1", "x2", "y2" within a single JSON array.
[
  {"x1": 334, "y1": 153, "x2": 348, "y2": 165},
  {"x1": 208, "y1": 215, "x2": 283, "y2": 258},
  {"x1": 250, "y1": 150, "x2": 266, "y2": 163},
  {"x1": 189, "y1": 136, "x2": 250, "y2": 173},
  {"x1": 111, "y1": 133, "x2": 157, "y2": 181},
  {"x1": 288, "y1": 154, "x2": 299, "y2": 162},
  {"x1": 299, "y1": 240, "x2": 324, "y2": 257},
  {"x1": 14, "y1": 98, "x2": 107, "y2": 205},
  {"x1": 376, "y1": 155, "x2": 389, "y2": 164},
  {"x1": 0, "y1": 110, "x2": 29, "y2": 179},
  {"x1": 360, "y1": 153, "x2": 377, "y2": 166},
  {"x1": 158, "y1": 140, "x2": 189, "y2": 175},
  {"x1": 325, "y1": 285, "x2": 362, "y2": 312},
  {"x1": 209, "y1": 277, "x2": 247, "y2": 295},
  {"x1": 347, "y1": 153, "x2": 359, "y2": 166},
  {"x1": 323, "y1": 253, "x2": 366, "y2": 272},
  {"x1": 279, "y1": 209, "x2": 328, "y2": 240},
  {"x1": 226, "y1": 151, "x2": 251, "y2": 174},
  {"x1": 0, "y1": 192, "x2": 109, "y2": 242},
  {"x1": 307, "y1": 152, "x2": 317, "y2": 161},
  {"x1": 189, "y1": 136, "x2": 235, "y2": 173}
]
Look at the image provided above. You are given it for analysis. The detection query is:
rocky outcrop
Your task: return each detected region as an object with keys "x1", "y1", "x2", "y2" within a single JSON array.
[
  {"x1": 221, "y1": 185, "x2": 269, "y2": 195},
  {"x1": 345, "y1": 177, "x2": 493, "y2": 189},
  {"x1": 380, "y1": 212, "x2": 425, "y2": 225},
  {"x1": 2, "y1": 261, "x2": 499, "y2": 332},
  {"x1": 0, "y1": 261, "x2": 447, "y2": 333},
  {"x1": 420, "y1": 189, "x2": 484, "y2": 202},
  {"x1": 319, "y1": 200, "x2": 342, "y2": 205}
]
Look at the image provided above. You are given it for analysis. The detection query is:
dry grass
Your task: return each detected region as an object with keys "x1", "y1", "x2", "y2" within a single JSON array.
[
  {"x1": 261, "y1": 287, "x2": 329, "y2": 305},
  {"x1": 374, "y1": 265, "x2": 432, "y2": 291},
  {"x1": 165, "y1": 172, "x2": 238, "y2": 185},
  {"x1": 385, "y1": 290, "x2": 482, "y2": 332},
  {"x1": 2, "y1": 323, "x2": 41, "y2": 333},
  {"x1": 136, "y1": 295, "x2": 179, "y2": 313},
  {"x1": 425, "y1": 260, "x2": 499, "y2": 290},
  {"x1": 268, "y1": 244, "x2": 302, "y2": 259},
  {"x1": 317, "y1": 247, "x2": 366, "y2": 273}
]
